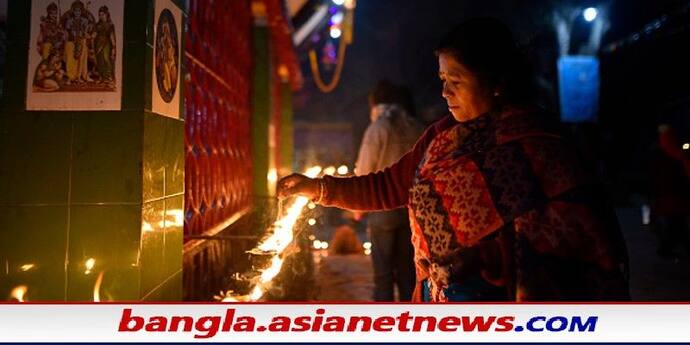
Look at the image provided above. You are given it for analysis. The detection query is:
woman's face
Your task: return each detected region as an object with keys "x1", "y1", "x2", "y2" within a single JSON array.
[{"x1": 438, "y1": 53, "x2": 493, "y2": 122}]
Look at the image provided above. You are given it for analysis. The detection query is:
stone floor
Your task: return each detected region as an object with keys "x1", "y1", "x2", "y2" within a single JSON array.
[
  {"x1": 311, "y1": 208, "x2": 690, "y2": 301},
  {"x1": 312, "y1": 252, "x2": 375, "y2": 301}
]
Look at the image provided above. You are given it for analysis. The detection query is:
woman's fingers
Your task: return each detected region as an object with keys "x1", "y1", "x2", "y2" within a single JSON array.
[{"x1": 277, "y1": 174, "x2": 311, "y2": 199}]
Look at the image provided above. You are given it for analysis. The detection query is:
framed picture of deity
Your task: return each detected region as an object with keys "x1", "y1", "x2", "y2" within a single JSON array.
[
  {"x1": 26, "y1": 0, "x2": 124, "y2": 110},
  {"x1": 151, "y1": 0, "x2": 182, "y2": 119}
]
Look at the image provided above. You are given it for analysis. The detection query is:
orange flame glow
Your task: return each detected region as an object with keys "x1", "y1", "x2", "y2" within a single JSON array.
[
  {"x1": 10, "y1": 285, "x2": 28, "y2": 302},
  {"x1": 93, "y1": 271, "x2": 104, "y2": 302},
  {"x1": 19, "y1": 264, "x2": 35, "y2": 272},
  {"x1": 221, "y1": 166, "x2": 323, "y2": 302}
]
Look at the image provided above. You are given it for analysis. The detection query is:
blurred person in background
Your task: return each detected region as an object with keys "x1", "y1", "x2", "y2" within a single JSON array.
[
  {"x1": 329, "y1": 224, "x2": 364, "y2": 255},
  {"x1": 353, "y1": 80, "x2": 424, "y2": 301},
  {"x1": 649, "y1": 124, "x2": 690, "y2": 258}
]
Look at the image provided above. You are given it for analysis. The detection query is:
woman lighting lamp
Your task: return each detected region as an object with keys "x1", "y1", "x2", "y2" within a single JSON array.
[{"x1": 278, "y1": 18, "x2": 630, "y2": 302}]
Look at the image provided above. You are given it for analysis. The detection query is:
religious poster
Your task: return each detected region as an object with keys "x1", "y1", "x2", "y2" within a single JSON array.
[
  {"x1": 151, "y1": 0, "x2": 181, "y2": 119},
  {"x1": 26, "y1": 0, "x2": 124, "y2": 110}
]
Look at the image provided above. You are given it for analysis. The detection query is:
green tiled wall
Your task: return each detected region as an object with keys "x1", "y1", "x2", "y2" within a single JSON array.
[
  {"x1": 0, "y1": 0, "x2": 184, "y2": 301},
  {"x1": 67, "y1": 204, "x2": 142, "y2": 301},
  {"x1": 164, "y1": 195, "x2": 184, "y2": 278},
  {"x1": 71, "y1": 112, "x2": 143, "y2": 204},
  {"x1": 0, "y1": 205, "x2": 68, "y2": 301},
  {"x1": 0, "y1": 112, "x2": 72, "y2": 205},
  {"x1": 143, "y1": 113, "x2": 185, "y2": 202},
  {"x1": 140, "y1": 199, "x2": 167, "y2": 297}
]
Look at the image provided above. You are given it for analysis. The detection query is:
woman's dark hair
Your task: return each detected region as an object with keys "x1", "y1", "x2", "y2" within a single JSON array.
[{"x1": 435, "y1": 17, "x2": 536, "y2": 104}]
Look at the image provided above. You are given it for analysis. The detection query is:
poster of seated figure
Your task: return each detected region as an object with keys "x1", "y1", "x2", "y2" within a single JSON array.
[
  {"x1": 26, "y1": 0, "x2": 124, "y2": 110},
  {"x1": 151, "y1": 0, "x2": 181, "y2": 119}
]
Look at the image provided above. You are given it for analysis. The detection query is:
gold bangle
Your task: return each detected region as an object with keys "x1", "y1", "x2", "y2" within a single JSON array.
[{"x1": 313, "y1": 179, "x2": 325, "y2": 204}]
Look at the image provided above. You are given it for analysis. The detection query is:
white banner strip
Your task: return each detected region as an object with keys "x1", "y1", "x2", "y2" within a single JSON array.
[{"x1": 0, "y1": 303, "x2": 689, "y2": 342}]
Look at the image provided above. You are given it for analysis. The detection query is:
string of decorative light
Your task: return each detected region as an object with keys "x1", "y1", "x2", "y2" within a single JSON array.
[
  {"x1": 309, "y1": 0, "x2": 356, "y2": 93},
  {"x1": 602, "y1": 1, "x2": 690, "y2": 54}
]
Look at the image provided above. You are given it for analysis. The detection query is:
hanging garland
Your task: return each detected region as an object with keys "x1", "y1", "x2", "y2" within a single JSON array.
[{"x1": 309, "y1": 1, "x2": 356, "y2": 93}]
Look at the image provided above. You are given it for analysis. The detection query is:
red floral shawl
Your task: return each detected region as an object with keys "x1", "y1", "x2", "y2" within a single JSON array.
[{"x1": 409, "y1": 107, "x2": 629, "y2": 302}]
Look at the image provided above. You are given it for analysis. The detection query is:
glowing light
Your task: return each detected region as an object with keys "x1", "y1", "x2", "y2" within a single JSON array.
[
  {"x1": 364, "y1": 249, "x2": 372, "y2": 256},
  {"x1": 329, "y1": 27, "x2": 342, "y2": 39},
  {"x1": 683, "y1": 143, "x2": 689, "y2": 150},
  {"x1": 308, "y1": 235, "x2": 316, "y2": 241},
  {"x1": 221, "y1": 165, "x2": 324, "y2": 302},
  {"x1": 142, "y1": 221, "x2": 154, "y2": 233},
  {"x1": 362, "y1": 241, "x2": 372, "y2": 250},
  {"x1": 267, "y1": 168, "x2": 278, "y2": 193},
  {"x1": 313, "y1": 240, "x2": 322, "y2": 249},
  {"x1": 93, "y1": 271, "x2": 104, "y2": 302},
  {"x1": 308, "y1": 218, "x2": 317, "y2": 226},
  {"x1": 260, "y1": 256, "x2": 284, "y2": 283},
  {"x1": 323, "y1": 166, "x2": 336, "y2": 176},
  {"x1": 166, "y1": 209, "x2": 185, "y2": 227},
  {"x1": 332, "y1": 0, "x2": 344, "y2": 5},
  {"x1": 583, "y1": 7, "x2": 598, "y2": 22},
  {"x1": 11, "y1": 285, "x2": 27, "y2": 302},
  {"x1": 331, "y1": 12, "x2": 344, "y2": 24},
  {"x1": 257, "y1": 199, "x2": 306, "y2": 253},
  {"x1": 322, "y1": 241, "x2": 329, "y2": 250},
  {"x1": 256, "y1": 166, "x2": 322, "y2": 254},
  {"x1": 84, "y1": 258, "x2": 96, "y2": 275},
  {"x1": 19, "y1": 264, "x2": 35, "y2": 272},
  {"x1": 218, "y1": 290, "x2": 250, "y2": 302},
  {"x1": 308, "y1": 202, "x2": 316, "y2": 209},
  {"x1": 337, "y1": 165, "x2": 349, "y2": 175},
  {"x1": 249, "y1": 285, "x2": 264, "y2": 301},
  {"x1": 157, "y1": 208, "x2": 185, "y2": 228}
]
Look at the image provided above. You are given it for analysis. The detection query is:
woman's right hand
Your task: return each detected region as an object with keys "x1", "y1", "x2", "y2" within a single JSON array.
[{"x1": 277, "y1": 173, "x2": 319, "y2": 200}]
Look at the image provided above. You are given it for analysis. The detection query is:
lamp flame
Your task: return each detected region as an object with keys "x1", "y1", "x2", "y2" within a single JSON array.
[
  {"x1": 249, "y1": 285, "x2": 264, "y2": 301},
  {"x1": 93, "y1": 271, "x2": 104, "y2": 302},
  {"x1": 221, "y1": 166, "x2": 322, "y2": 302},
  {"x1": 259, "y1": 256, "x2": 283, "y2": 283},
  {"x1": 221, "y1": 295, "x2": 239, "y2": 302},
  {"x1": 10, "y1": 285, "x2": 28, "y2": 302}
]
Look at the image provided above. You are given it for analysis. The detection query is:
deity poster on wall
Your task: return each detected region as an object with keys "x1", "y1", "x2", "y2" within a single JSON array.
[
  {"x1": 26, "y1": 0, "x2": 124, "y2": 110},
  {"x1": 151, "y1": 0, "x2": 181, "y2": 119}
]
